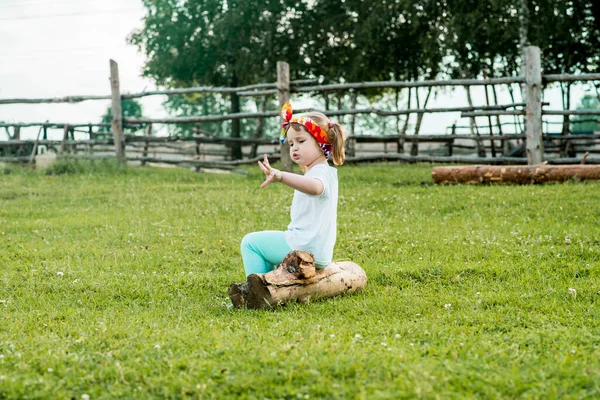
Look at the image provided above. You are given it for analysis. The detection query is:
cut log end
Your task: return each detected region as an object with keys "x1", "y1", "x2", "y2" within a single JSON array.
[{"x1": 229, "y1": 250, "x2": 367, "y2": 309}]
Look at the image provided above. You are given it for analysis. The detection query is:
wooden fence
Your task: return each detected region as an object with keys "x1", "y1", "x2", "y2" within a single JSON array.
[{"x1": 1, "y1": 45, "x2": 600, "y2": 170}]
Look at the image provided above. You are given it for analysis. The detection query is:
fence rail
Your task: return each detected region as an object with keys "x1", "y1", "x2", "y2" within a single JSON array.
[{"x1": 1, "y1": 131, "x2": 599, "y2": 170}]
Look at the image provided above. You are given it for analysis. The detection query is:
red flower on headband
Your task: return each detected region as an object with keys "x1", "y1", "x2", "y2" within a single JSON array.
[{"x1": 281, "y1": 102, "x2": 293, "y2": 122}]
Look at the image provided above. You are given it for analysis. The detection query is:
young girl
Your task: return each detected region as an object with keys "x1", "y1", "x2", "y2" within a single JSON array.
[{"x1": 240, "y1": 102, "x2": 346, "y2": 276}]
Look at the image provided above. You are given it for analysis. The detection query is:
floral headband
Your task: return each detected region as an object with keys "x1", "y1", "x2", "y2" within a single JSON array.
[{"x1": 280, "y1": 102, "x2": 333, "y2": 158}]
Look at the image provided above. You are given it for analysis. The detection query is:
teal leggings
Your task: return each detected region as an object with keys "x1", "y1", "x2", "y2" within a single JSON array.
[{"x1": 241, "y1": 231, "x2": 292, "y2": 276}]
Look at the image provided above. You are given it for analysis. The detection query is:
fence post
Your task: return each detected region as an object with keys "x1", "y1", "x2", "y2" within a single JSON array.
[
  {"x1": 525, "y1": 46, "x2": 543, "y2": 164},
  {"x1": 448, "y1": 123, "x2": 456, "y2": 156},
  {"x1": 60, "y1": 124, "x2": 69, "y2": 154},
  {"x1": 13, "y1": 126, "x2": 24, "y2": 156},
  {"x1": 277, "y1": 61, "x2": 292, "y2": 172},
  {"x1": 349, "y1": 90, "x2": 358, "y2": 157},
  {"x1": 88, "y1": 124, "x2": 94, "y2": 156},
  {"x1": 142, "y1": 123, "x2": 152, "y2": 167},
  {"x1": 109, "y1": 59, "x2": 126, "y2": 163}
]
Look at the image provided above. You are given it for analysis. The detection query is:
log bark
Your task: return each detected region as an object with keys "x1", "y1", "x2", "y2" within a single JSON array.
[
  {"x1": 228, "y1": 250, "x2": 367, "y2": 309},
  {"x1": 432, "y1": 164, "x2": 600, "y2": 184}
]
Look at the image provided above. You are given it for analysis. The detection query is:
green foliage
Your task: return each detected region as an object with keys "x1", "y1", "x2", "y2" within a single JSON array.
[
  {"x1": 572, "y1": 94, "x2": 600, "y2": 133},
  {"x1": 444, "y1": 0, "x2": 521, "y2": 78},
  {"x1": 128, "y1": 0, "x2": 600, "y2": 85},
  {"x1": 0, "y1": 164, "x2": 599, "y2": 398},
  {"x1": 128, "y1": 0, "x2": 309, "y2": 86},
  {"x1": 529, "y1": 1, "x2": 600, "y2": 75},
  {"x1": 99, "y1": 99, "x2": 144, "y2": 134}
]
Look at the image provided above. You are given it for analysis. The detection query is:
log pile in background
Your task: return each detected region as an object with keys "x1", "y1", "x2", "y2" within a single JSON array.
[
  {"x1": 228, "y1": 250, "x2": 367, "y2": 309},
  {"x1": 432, "y1": 164, "x2": 600, "y2": 184}
]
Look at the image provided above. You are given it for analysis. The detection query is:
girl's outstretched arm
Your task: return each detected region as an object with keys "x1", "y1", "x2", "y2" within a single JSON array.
[{"x1": 258, "y1": 155, "x2": 323, "y2": 196}]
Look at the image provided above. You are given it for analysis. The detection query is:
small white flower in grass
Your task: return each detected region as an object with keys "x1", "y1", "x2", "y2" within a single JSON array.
[
  {"x1": 394, "y1": 334, "x2": 401, "y2": 339},
  {"x1": 475, "y1": 292, "x2": 481, "y2": 296},
  {"x1": 354, "y1": 334, "x2": 362, "y2": 339},
  {"x1": 444, "y1": 303, "x2": 452, "y2": 309},
  {"x1": 329, "y1": 334, "x2": 335, "y2": 338},
  {"x1": 0, "y1": 354, "x2": 4, "y2": 359},
  {"x1": 380, "y1": 342, "x2": 387, "y2": 347},
  {"x1": 0, "y1": 376, "x2": 5, "y2": 381},
  {"x1": 154, "y1": 344, "x2": 161, "y2": 350},
  {"x1": 0, "y1": 299, "x2": 5, "y2": 303},
  {"x1": 47, "y1": 368, "x2": 53, "y2": 372},
  {"x1": 568, "y1": 288, "x2": 577, "y2": 297},
  {"x1": 82, "y1": 394, "x2": 90, "y2": 400},
  {"x1": 57, "y1": 271, "x2": 64, "y2": 276}
]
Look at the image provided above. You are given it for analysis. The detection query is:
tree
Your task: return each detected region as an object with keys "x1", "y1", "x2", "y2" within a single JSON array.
[
  {"x1": 99, "y1": 99, "x2": 144, "y2": 134},
  {"x1": 526, "y1": 1, "x2": 600, "y2": 153},
  {"x1": 572, "y1": 94, "x2": 600, "y2": 133},
  {"x1": 128, "y1": 0, "x2": 310, "y2": 159}
]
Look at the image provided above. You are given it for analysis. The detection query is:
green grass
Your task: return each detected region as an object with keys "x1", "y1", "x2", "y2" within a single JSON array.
[{"x1": 1, "y1": 160, "x2": 599, "y2": 399}]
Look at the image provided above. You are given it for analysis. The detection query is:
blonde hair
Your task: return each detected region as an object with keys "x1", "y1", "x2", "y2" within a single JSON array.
[{"x1": 301, "y1": 111, "x2": 346, "y2": 166}]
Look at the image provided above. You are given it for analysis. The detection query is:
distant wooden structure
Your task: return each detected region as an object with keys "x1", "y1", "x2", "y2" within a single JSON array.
[{"x1": 1, "y1": 46, "x2": 600, "y2": 168}]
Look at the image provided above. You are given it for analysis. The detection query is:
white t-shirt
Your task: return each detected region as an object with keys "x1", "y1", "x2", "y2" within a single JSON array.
[{"x1": 284, "y1": 163, "x2": 338, "y2": 266}]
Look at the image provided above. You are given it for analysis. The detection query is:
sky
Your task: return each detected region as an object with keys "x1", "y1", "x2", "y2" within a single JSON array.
[
  {"x1": 0, "y1": 0, "x2": 593, "y2": 140},
  {"x1": 0, "y1": 0, "x2": 164, "y2": 139}
]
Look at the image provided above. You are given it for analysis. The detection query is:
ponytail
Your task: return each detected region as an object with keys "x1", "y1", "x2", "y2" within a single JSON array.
[
  {"x1": 303, "y1": 111, "x2": 347, "y2": 166},
  {"x1": 327, "y1": 123, "x2": 346, "y2": 166}
]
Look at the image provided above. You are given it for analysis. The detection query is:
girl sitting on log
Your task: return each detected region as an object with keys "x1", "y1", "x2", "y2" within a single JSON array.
[{"x1": 239, "y1": 102, "x2": 346, "y2": 277}]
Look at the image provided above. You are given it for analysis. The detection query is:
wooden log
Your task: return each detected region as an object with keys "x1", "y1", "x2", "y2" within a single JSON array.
[
  {"x1": 432, "y1": 164, "x2": 600, "y2": 184},
  {"x1": 228, "y1": 250, "x2": 367, "y2": 309}
]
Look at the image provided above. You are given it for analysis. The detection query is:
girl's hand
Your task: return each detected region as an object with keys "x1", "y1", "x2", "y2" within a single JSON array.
[{"x1": 258, "y1": 154, "x2": 282, "y2": 188}]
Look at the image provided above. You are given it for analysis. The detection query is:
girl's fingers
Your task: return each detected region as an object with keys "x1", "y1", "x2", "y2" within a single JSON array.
[
  {"x1": 260, "y1": 175, "x2": 272, "y2": 189},
  {"x1": 257, "y1": 160, "x2": 270, "y2": 174},
  {"x1": 259, "y1": 155, "x2": 276, "y2": 188},
  {"x1": 260, "y1": 170, "x2": 277, "y2": 189}
]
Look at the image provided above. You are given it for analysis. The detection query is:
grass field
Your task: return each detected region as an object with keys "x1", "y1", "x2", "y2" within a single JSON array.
[{"x1": 0, "y1": 160, "x2": 599, "y2": 399}]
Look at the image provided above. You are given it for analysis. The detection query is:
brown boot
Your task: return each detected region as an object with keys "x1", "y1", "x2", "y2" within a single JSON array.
[{"x1": 227, "y1": 281, "x2": 249, "y2": 309}]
